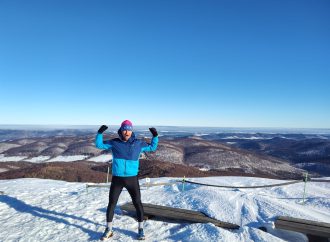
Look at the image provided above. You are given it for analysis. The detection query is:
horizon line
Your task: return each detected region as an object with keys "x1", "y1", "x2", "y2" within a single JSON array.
[{"x1": 0, "y1": 124, "x2": 329, "y2": 130}]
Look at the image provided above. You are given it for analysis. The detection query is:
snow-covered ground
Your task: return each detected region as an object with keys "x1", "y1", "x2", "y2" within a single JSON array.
[
  {"x1": 0, "y1": 155, "x2": 90, "y2": 163},
  {"x1": 46, "y1": 155, "x2": 89, "y2": 162},
  {"x1": 0, "y1": 176, "x2": 329, "y2": 242},
  {"x1": 88, "y1": 154, "x2": 113, "y2": 163},
  {"x1": 0, "y1": 154, "x2": 113, "y2": 163},
  {"x1": 23, "y1": 156, "x2": 51, "y2": 163},
  {"x1": 0, "y1": 155, "x2": 28, "y2": 162}
]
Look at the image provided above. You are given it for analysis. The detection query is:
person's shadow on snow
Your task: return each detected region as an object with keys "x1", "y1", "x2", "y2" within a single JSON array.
[{"x1": 0, "y1": 195, "x2": 101, "y2": 241}]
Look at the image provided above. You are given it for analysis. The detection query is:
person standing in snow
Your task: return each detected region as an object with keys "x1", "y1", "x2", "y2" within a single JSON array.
[{"x1": 95, "y1": 120, "x2": 158, "y2": 240}]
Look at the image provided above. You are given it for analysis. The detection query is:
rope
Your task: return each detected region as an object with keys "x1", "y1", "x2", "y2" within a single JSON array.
[
  {"x1": 141, "y1": 182, "x2": 178, "y2": 187},
  {"x1": 310, "y1": 179, "x2": 330, "y2": 183},
  {"x1": 177, "y1": 179, "x2": 302, "y2": 189},
  {"x1": 86, "y1": 177, "x2": 329, "y2": 190}
]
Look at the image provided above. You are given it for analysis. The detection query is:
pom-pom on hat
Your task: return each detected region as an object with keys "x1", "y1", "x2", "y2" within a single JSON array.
[{"x1": 121, "y1": 120, "x2": 133, "y2": 131}]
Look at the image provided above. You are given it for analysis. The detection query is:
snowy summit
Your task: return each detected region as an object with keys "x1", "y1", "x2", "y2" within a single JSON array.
[{"x1": 0, "y1": 176, "x2": 329, "y2": 241}]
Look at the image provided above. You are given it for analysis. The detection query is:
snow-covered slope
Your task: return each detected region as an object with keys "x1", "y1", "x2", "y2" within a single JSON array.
[
  {"x1": 0, "y1": 135, "x2": 308, "y2": 179},
  {"x1": 0, "y1": 176, "x2": 329, "y2": 241}
]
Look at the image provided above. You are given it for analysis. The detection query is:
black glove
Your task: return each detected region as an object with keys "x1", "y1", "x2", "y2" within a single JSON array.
[
  {"x1": 98, "y1": 125, "x2": 108, "y2": 134},
  {"x1": 149, "y1": 127, "x2": 158, "y2": 137}
]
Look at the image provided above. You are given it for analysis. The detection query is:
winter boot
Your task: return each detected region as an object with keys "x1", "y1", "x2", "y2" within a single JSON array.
[
  {"x1": 137, "y1": 228, "x2": 145, "y2": 240},
  {"x1": 100, "y1": 227, "x2": 113, "y2": 241}
]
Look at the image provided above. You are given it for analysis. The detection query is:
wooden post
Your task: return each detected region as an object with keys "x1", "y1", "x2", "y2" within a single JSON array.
[
  {"x1": 146, "y1": 177, "x2": 150, "y2": 190},
  {"x1": 303, "y1": 172, "x2": 308, "y2": 204}
]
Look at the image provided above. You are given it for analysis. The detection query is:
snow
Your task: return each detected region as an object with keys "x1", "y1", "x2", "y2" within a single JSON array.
[
  {"x1": 297, "y1": 149, "x2": 325, "y2": 156},
  {"x1": 46, "y1": 155, "x2": 89, "y2": 162},
  {"x1": 222, "y1": 136, "x2": 269, "y2": 140},
  {"x1": 24, "y1": 156, "x2": 51, "y2": 163},
  {"x1": 88, "y1": 154, "x2": 113, "y2": 163},
  {"x1": 193, "y1": 134, "x2": 209, "y2": 137},
  {"x1": 226, "y1": 142, "x2": 237, "y2": 145},
  {"x1": 295, "y1": 163, "x2": 317, "y2": 168},
  {"x1": 0, "y1": 155, "x2": 97, "y2": 163},
  {"x1": 198, "y1": 168, "x2": 210, "y2": 171},
  {"x1": 0, "y1": 156, "x2": 28, "y2": 162},
  {"x1": 0, "y1": 176, "x2": 329, "y2": 241}
]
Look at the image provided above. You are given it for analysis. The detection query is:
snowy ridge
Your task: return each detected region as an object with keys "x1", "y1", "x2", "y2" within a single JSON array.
[
  {"x1": 46, "y1": 155, "x2": 89, "y2": 162},
  {"x1": 88, "y1": 154, "x2": 113, "y2": 162},
  {"x1": 0, "y1": 176, "x2": 329, "y2": 241},
  {"x1": 0, "y1": 155, "x2": 27, "y2": 162},
  {"x1": 24, "y1": 156, "x2": 51, "y2": 163}
]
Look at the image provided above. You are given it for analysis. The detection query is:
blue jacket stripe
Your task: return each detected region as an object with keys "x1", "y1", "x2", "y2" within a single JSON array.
[
  {"x1": 95, "y1": 133, "x2": 112, "y2": 150},
  {"x1": 141, "y1": 136, "x2": 158, "y2": 152}
]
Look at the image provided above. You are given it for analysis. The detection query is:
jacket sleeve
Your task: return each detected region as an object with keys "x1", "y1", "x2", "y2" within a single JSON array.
[
  {"x1": 95, "y1": 133, "x2": 112, "y2": 150},
  {"x1": 141, "y1": 136, "x2": 158, "y2": 152}
]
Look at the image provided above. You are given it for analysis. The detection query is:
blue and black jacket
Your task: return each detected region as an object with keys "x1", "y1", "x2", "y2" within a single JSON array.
[{"x1": 95, "y1": 130, "x2": 158, "y2": 177}]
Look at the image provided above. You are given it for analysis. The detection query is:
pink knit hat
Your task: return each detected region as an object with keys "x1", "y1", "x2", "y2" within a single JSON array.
[{"x1": 121, "y1": 120, "x2": 133, "y2": 131}]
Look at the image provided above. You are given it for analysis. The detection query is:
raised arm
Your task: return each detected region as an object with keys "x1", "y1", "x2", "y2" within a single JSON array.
[
  {"x1": 95, "y1": 125, "x2": 112, "y2": 150},
  {"x1": 141, "y1": 127, "x2": 158, "y2": 152}
]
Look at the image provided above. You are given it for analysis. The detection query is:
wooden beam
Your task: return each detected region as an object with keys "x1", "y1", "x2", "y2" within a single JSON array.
[
  {"x1": 275, "y1": 216, "x2": 330, "y2": 239},
  {"x1": 121, "y1": 202, "x2": 239, "y2": 229}
]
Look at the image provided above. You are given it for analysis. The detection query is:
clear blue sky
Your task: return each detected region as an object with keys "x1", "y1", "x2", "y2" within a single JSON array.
[{"x1": 0, "y1": 0, "x2": 329, "y2": 128}]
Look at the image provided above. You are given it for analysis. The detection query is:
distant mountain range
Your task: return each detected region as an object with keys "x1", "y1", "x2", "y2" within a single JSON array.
[
  {"x1": 1, "y1": 126, "x2": 329, "y2": 141},
  {"x1": 0, "y1": 127, "x2": 329, "y2": 182},
  {"x1": 201, "y1": 133, "x2": 330, "y2": 176}
]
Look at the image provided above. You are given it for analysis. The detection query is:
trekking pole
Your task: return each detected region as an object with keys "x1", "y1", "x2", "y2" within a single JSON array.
[
  {"x1": 106, "y1": 160, "x2": 112, "y2": 183},
  {"x1": 302, "y1": 172, "x2": 309, "y2": 204},
  {"x1": 106, "y1": 165, "x2": 110, "y2": 183}
]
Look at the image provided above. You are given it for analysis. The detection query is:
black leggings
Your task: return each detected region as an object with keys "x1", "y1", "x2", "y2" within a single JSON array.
[{"x1": 106, "y1": 175, "x2": 144, "y2": 222}]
